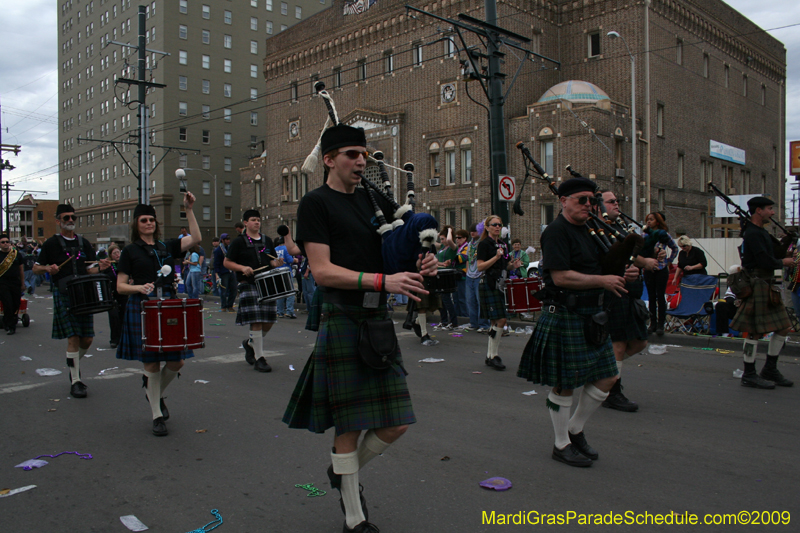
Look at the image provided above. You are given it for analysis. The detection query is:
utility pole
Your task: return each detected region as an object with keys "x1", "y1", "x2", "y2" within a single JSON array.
[
  {"x1": 1, "y1": 99, "x2": 23, "y2": 233},
  {"x1": 406, "y1": 2, "x2": 559, "y2": 225}
]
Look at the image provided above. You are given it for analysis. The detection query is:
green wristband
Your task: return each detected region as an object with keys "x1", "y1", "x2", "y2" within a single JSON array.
[{"x1": 358, "y1": 272, "x2": 364, "y2": 290}]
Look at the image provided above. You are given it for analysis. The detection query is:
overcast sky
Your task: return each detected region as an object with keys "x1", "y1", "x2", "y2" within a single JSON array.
[{"x1": 1, "y1": 0, "x2": 798, "y2": 208}]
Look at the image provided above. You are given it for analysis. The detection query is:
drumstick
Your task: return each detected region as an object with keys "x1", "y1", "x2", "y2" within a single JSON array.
[
  {"x1": 252, "y1": 260, "x2": 279, "y2": 273},
  {"x1": 85, "y1": 260, "x2": 117, "y2": 263},
  {"x1": 57, "y1": 256, "x2": 73, "y2": 269}
]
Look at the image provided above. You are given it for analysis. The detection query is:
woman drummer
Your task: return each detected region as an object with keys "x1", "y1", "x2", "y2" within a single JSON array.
[{"x1": 115, "y1": 195, "x2": 201, "y2": 436}]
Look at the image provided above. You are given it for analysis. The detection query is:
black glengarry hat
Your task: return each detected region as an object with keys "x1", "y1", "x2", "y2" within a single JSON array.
[
  {"x1": 320, "y1": 124, "x2": 366, "y2": 156},
  {"x1": 56, "y1": 204, "x2": 75, "y2": 217},
  {"x1": 133, "y1": 204, "x2": 156, "y2": 219},
  {"x1": 243, "y1": 209, "x2": 261, "y2": 221},
  {"x1": 557, "y1": 177, "x2": 597, "y2": 198}
]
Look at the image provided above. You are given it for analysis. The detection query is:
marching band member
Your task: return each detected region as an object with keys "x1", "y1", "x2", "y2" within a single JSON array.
[
  {"x1": 283, "y1": 124, "x2": 436, "y2": 533},
  {"x1": 731, "y1": 196, "x2": 795, "y2": 389},
  {"x1": 517, "y1": 177, "x2": 638, "y2": 467},
  {"x1": 33, "y1": 205, "x2": 111, "y2": 398},
  {"x1": 0, "y1": 234, "x2": 25, "y2": 335},
  {"x1": 115, "y1": 197, "x2": 201, "y2": 436}
]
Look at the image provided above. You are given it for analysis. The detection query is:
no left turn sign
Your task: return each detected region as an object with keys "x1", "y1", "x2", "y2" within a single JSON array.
[{"x1": 498, "y1": 175, "x2": 516, "y2": 202}]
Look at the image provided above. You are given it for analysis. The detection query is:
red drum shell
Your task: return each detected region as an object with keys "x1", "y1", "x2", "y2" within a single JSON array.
[
  {"x1": 505, "y1": 277, "x2": 543, "y2": 313},
  {"x1": 141, "y1": 298, "x2": 205, "y2": 352}
]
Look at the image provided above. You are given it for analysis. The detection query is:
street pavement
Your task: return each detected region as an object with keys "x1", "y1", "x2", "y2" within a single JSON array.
[{"x1": 3, "y1": 294, "x2": 800, "y2": 532}]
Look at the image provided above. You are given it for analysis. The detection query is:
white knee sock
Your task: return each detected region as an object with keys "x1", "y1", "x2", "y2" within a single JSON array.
[
  {"x1": 161, "y1": 366, "x2": 179, "y2": 394},
  {"x1": 743, "y1": 339, "x2": 758, "y2": 363},
  {"x1": 616, "y1": 359, "x2": 623, "y2": 376},
  {"x1": 250, "y1": 330, "x2": 263, "y2": 359},
  {"x1": 66, "y1": 351, "x2": 81, "y2": 384},
  {"x1": 144, "y1": 370, "x2": 163, "y2": 419},
  {"x1": 568, "y1": 384, "x2": 609, "y2": 435},
  {"x1": 768, "y1": 334, "x2": 786, "y2": 356},
  {"x1": 547, "y1": 391, "x2": 573, "y2": 450},
  {"x1": 487, "y1": 325, "x2": 502, "y2": 357},
  {"x1": 357, "y1": 429, "x2": 391, "y2": 469},
  {"x1": 331, "y1": 450, "x2": 364, "y2": 529},
  {"x1": 417, "y1": 313, "x2": 428, "y2": 337}
]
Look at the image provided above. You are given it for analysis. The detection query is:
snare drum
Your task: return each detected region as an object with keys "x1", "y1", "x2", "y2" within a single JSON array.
[
  {"x1": 141, "y1": 298, "x2": 205, "y2": 352},
  {"x1": 505, "y1": 277, "x2": 544, "y2": 313},
  {"x1": 425, "y1": 268, "x2": 458, "y2": 294},
  {"x1": 66, "y1": 274, "x2": 115, "y2": 316},
  {"x1": 254, "y1": 267, "x2": 295, "y2": 303}
]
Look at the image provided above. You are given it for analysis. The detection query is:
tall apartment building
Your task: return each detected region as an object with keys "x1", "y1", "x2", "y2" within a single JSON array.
[
  {"x1": 240, "y1": 0, "x2": 785, "y2": 246},
  {"x1": 57, "y1": 0, "x2": 331, "y2": 245}
]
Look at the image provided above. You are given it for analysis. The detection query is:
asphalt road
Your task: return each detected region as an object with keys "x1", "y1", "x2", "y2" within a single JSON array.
[{"x1": 3, "y1": 294, "x2": 799, "y2": 532}]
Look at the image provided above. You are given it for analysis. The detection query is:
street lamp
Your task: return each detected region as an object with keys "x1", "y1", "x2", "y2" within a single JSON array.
[
  {"x1": 607, "y1": 30, "x2": 637, "y2": 222},
  {"x1": 176, "y1": 167, "x2": 218, "y2": 239}
]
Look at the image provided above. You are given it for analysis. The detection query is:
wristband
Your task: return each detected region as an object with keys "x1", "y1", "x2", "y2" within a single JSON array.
[
  {"x1": 373, "y1": 273, "x2": 381, "y2": 292},
  {"x1": 358, "y1": 272, "x2": 364, "y2": 290},
  {"x1": 381, "y1": 274, "x2": 386, "y2": 292}
]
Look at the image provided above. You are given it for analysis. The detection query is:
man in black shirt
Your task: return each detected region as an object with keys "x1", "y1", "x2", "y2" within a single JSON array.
[
  {"x1": 0, "y1": 234, "x2": 25, "y2": 334},
  {"x1": 517, "y1": 177, "x2": 638, "y2": 468},
  {"x1": 33, "y1": 204, "x2": 111, "y2": 398},
  {"x1": 224, "y1": 210, "x2": 298, "y2": 372},
  {"x1": 730, "y1": 196, "x2": 794, "y2": 389}
]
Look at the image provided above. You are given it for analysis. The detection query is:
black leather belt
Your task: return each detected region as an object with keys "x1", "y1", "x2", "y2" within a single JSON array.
[
  {"x1": 322, "y1": 289, "x2": 387, "y2": 308},
  {"x1": 543, "y1": 292, "x2": 604, "y2": 309}
]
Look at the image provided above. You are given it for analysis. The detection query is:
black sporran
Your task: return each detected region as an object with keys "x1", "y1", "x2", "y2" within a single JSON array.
[
  {"x1": 357, "y1": 319, "x2": 399, "y2": 370},
  {"x1": 583, "y1": 311, "x2": 610, "y2": 346},
  {"x1": 632, "y1": 298, "x2": 649, "y2": 323}
]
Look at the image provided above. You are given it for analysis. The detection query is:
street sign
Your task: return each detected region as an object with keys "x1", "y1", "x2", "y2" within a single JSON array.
[
  {"x1": 498, "y1": 175, "x2": 516, "y2": 202},
  {"x1": 790, "y1": 141, "x2": 800, "y2": 176}
]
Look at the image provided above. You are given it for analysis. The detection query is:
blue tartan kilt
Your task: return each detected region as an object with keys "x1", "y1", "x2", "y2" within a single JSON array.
[
  {"x1": 305, "y1": 287, "x2": 323, "y2": 332},
  {"x1": 283, "y1": 302, "x2": 416, "y2": 436},
  {"x1": 236, "y1": 283, "x2": 277, "y2": 325},
  {"x1": 517, "y1": 289, "x2": 618, "y2": 390},
  {"x1": 115, "y1": 294, "x2": 195, "y2": 363},
  {"x1": 479, "y1": 280, "x2": 508, "y2": 321},
  {"x1": 51, "y1": 288, "x2": 94, "y2": 340}
]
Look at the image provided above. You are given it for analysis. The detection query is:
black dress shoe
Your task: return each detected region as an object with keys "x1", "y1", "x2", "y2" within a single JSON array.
[
  {"x1": 569, "y1": 431, "x2": 598, "y2": 460},
  {"x1": 242, "y1": 339, "x2": 255, "y2": 365},
  {"x1": 70, "y1": 381, "x2": 87, "y2": 398},
  {"x1": 760, "y1": 367, "x2": 794, "y2": 387},
  {"x1": 110, "y1": 342, "x2": 118, "y2": 348},
  {"x1": 254, "y1": 356, "x2": 272, "y2": 372},
  {"x1": 484, "y1": 356, "x2": 506, "y2": 371},
  {"x1": 7, "y1": 326, "x2": 16, "y2": 335},
  {"x1": 343, "y1": 521, "x2": 380, "y2": 533},
  {"x1": 328, "y1": 465, "x2": 369, "y2": 520},
  {"x1": 552, "y1": 444, "x2": 592, "y2": 467},
  {"x1": 741, "y1": 372, "x2": 775, "y2": 389},
  {"x1": 602, "y1": 381, "x2": 639, "y2": 412},
  {"x1": 152, "y1": 417, "x2": 168, "y2": 436}
]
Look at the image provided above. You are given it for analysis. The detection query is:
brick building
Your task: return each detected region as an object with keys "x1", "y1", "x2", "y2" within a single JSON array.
[
  {"x1": 241, "y1": 0, "x2": 786, "y2": 249},
  {"x1": 7, "y1": 195, "x2": 60, "y2": 243}
]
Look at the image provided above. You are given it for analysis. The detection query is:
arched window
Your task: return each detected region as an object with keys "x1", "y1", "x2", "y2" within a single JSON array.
[
  {"x1": 429, "y1": 142, "x2": 440, "y2": 181},
  {"x1": 444, "y1": 140, "x2": 456, "y2": 185},
  {"x1": 460, "y1": 137, "x2": 472, "y2": 184}
]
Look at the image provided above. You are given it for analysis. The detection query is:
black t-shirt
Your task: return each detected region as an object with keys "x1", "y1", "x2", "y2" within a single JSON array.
[
  {"x1": 36, "y1": 234, "x2": 97, "y2": 283},
  {"x1": 476, "y1": 237, "x2": 508, "y2": 286},
  {"x1": 296, "y1": 184, "x2": 393, "y2": 277},
  {"x1": 0, "y1": 249, "x2": 25, "y2": 284},
  {"x1": 677, "y1": 246, "x2": 707, "y2": 275},
  {"x1": 226, "y1": 233, "x2": 278, "y2": 283},
  {"x1": 118, "y1": 239, "x2": 184, "y2": 285},
  {"x1": 741, "y1": 221, "x2": 782, "y2": 271},
  {"x1": 540, "y1": 213, "x2": 603, "y2": 288}
]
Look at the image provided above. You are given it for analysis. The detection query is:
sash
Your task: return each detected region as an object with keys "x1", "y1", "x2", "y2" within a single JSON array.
[{"x1": 0, "y1": 248, "x2": 18, "y2": 278}]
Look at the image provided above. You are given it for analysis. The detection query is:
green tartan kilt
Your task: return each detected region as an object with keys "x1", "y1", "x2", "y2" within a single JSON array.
[
  {"x1": 283, "y1": 302, "x2": 416, "y2": 436},
  {"x1": 517, "y1": 290, "x2": 618, "y2": 390},
  {"x1": 51, "y1": 288, "x2": 94, "y2": 340},
  {"x1": 305, "y1": 288, "x2": 323, "y2": 332},
  {"x1": 606, "y1": 288, "x2": 648, "y2": 343},
  {"x1": 479, "y1": 280, "x2": 508, "y2": 321},
  {"x1": 730, "y1": 277, "x2": 790, "y2": 334}
]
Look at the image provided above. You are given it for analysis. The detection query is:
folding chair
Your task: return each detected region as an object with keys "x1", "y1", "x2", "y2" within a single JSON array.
[{"x1": 665, "y1": 274, "x2": 719, "y2": 334}]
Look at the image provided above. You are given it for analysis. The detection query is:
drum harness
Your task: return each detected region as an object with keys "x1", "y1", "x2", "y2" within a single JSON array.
[
  {"x1": 56, "y1": 234, "x2": 85, "y2": 294},
  {"x1": 135, "y1": 239, "x2": 171, "y2": 298}
]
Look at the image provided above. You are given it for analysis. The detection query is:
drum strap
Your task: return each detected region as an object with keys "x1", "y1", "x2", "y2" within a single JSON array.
[
  {"x1": 135, "y1": 239, "x2": 171, "y2": 272},
  {"x1": 243, "y1": 233, "x2": 269, "y2": 266},
  {"x1": 57, "y1": 234, "x2": 84, "y2": 277},
  {"x1": 0, "y1": 247, "x2": 17, "y2": 278}
]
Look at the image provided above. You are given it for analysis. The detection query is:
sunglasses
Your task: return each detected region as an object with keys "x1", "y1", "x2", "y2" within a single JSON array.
[
  {"x1": 488, "y1": 223, "x2": 503, "y2": 227},
  {"x1": 0, "y1": 240, "x2": 10, "y2": 244},
  {"x1": 567, "y1": 195, "x2": 599, "y2": 206},
  {"x1": 336, "y1": 150, "x2": 369, "y2": 160},
  {"x1": 61, "y1": 215, "x2": 77, "y2": 221},
  {"x1": 604, "y1": 199, "x2": 619, "y2": 205},
  {"x1": 139, "y1": 217, "x2": 157, "y2": 223}
]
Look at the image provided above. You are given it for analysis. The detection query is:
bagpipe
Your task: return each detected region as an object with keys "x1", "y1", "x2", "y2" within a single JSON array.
[
  {"x1": 515, "y1": 142, "x2": 643, "y2": 276},
  {"x1": 304, "y1": 81, "x2": 439, "y2": 276}
]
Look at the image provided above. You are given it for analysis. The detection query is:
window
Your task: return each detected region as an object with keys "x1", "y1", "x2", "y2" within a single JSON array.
[
  {"x1": 280, "y1": 2, "x2": 287, "y2": 15},
  {"x1": 251, "y1": 17, "x2": 258, "y2": 31},
  {"x1": 178, "y1": 25, "x2": 187, "y2": 39},
  {"x1": 358, "y1": 59, "x2": 366, "y2": 81},
  {"x1": 429, "y1": 142, "x2": 440, "y2": 179},
  {"x1": 202, "y1": 5, "x2": 210, "y2": 19},
  {"x1": 541, "y1": 203, "x2": 555, "y2": 226},
  {"x1": 676, "y1": 39, "x2": 683, "y2": 65},
  {"x1": 224, "y1": 35, "x2": 232, "y2": 49},
  {"x1": 587, "y1": 31, "x2": 600, "y2": 58},
  {"x1": 251, "y1": 64, "x2": 258, "y2": 78},
  {"x1": 700, "y1": 160, "x2": 712, "y2": 192},
  {"x1": 743, "y1": 74, "x2": 748, "y2": 97},
  {"x1": 266, "y1": 21, "x2": 273, "y2": 34},
  {"x1": 178, "y1": 75, "x2": 187, "y2": 90},
  {"x1": 202, "y1": 130, "x2": 210, "y2": 143},
  {"x1": 761, "y1": 84, "x2": 766, "y2": 106},
  {"x1": 179, "y1": 127, "x2": 187, "y2": 142},
  {"x1": 445, "y1": 37, "x2": 456, "y2": 58},
  {"x1": 250, "y1": 88, "x2": 258, "y2": 101},
  {"x1": 656, "y1": 103, "x2": 664, "y2": 136},
  {"x1": 224, "y1": 108, "x2": 232, "y2": 122},
  {"x1": 202, "y1": 105, "x2": 210, "y2": 119},
  {"x1": 202, "y1": 181, "x2": 211, "y2": 195},
  {"x1": 224, "y1": 59, "x2": 232, "y2": 73},
  {"x1": 178, "y1": 101, "x2": 187, "y2": 116},
  {"x1": 703, "y1": 53, "x2": 709, "y2": 78},
  {"x1": 724, "y1": 64, "x2": 730, "y2": 88},
  {"x1": 333, "y1": 67, "x2": 342, "y2": 88},
  {"x1": 657, "y1": 188, "x2": 665, "y2": 211},
  {"x1": 292, "y1": 173, "x2": 299, "y2": 201},
  {"x1": 384, "y1": 51, "x2": 393, "y2": 75},
  {"x1": 225, "y1": 206, "x2": 233, "y2": 221},
  {"x1": 413, "y1": 42, "x2": 423, "y2": 67},
  {"x1": 203, "y1": 206, "x2": 211, "y2": 221},
  {"x1": 179, "y1": 50, "x2": 187, "y2": 65},
  {"x1": 250, "y1": 112, "x2": 258, "y2": 125},
  {"x1": 224, "y1": 10, "x2": 232, "y2": 24},
  {"x1": 224, "y1": 133, "x2": 232, "y2": 147},
  {"x1": 179, "y1": 0, "x2": 187, "y2": 14},
  {"x1": 252, "y1": 0, "x2": 258, "y2": 6},
  {"x1": 224, "y1": 83, "x2": 232, "y2": 97},
  {"x1": 202, "y1": 30, "x2": 210, "y2": 44},
  {"x1": 540, "y1": 140, "x2": 553, "y2": 176},
  {"x1": 460, "y1": 139, "x2": 472, "y2": 184},
  {"x1": 445, "y1": 149, "x2": 456, "y2": 185},
  {"x1": 202, "y1": 79, "x2": 210, "y2": 94},
  {"x1": 266, "y1": 0, "x2": 273, "y2": 11},
  {"x1": 224, "y1": 182, "x2": 232, "y2": 196},
  {"x1": 224, "y1": 157, "x2": 232, "y2": 171},
  {"x1": 250, "y1": 40, "x2": 258, "y2": 54},
  {"x1": 281, "y1": 25, "x2": 287, "y2": 32},
  {"x1": 677, "y1": 153, "x2": 684, "y2": 188},
  {"x1": 295, "y1": 6, "x2": 301, "y2": 18}
]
